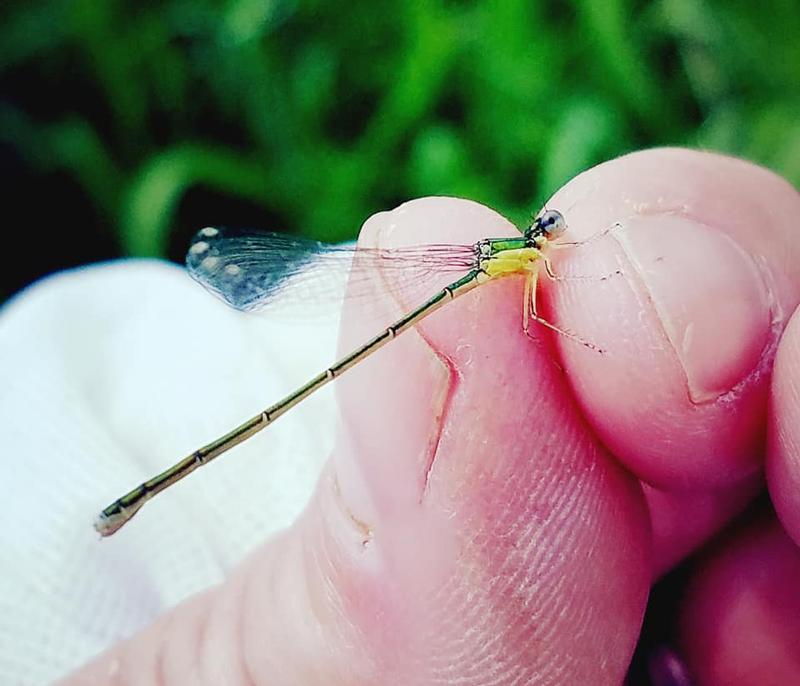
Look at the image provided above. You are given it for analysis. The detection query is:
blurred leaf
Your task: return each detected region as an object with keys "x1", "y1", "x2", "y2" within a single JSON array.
[
  {"x1": 0, "y1": 106, "x2": 121, "y2": 219},
  {"x1": 409, "y1": 124, "x2": 468, "y2": 194},
  {"x1": 0, "y1": 1, "x2": 70, "y2": 68},
  {"x1": 46, "y1": 119, "x2": 123, "y2": 216},
  {"x1": 575, "y1": 0, "x2": 677, "y2": 133},
  {"x1": 1, "y1": 0, "x2": 798, "y2": 298},
  {"x1": 122, "y1": 145, "x2": 273, "y2": 256},
  {"x1": 539, "y1": 97, "x2": 626, "y2": 197}
]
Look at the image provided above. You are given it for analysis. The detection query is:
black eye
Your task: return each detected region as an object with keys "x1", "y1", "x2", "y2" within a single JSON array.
[{"x1": 537, "y1": 210, "x2": 566, "y2": 238}]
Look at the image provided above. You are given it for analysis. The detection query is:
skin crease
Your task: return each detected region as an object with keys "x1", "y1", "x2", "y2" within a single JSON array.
[{"x1": 59, "y1": 149, "x2": 800, "y2": 685}]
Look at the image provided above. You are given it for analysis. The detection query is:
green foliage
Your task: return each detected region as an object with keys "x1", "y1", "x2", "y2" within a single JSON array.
[{"x1": 2, "y1": 0, "x2": 799, "y2": 259}]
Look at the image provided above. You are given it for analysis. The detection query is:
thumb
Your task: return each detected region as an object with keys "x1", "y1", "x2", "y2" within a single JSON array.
[{"x1": 61, "y1": 197, "x2": 649, "y2": 685}]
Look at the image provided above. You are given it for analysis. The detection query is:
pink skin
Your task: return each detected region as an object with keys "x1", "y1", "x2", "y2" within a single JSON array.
[
  {"x1": 59, "y1": 149, "x2": 800, "y2": 685},
  {"x1": 545, "y1": 149, "x2": 800, "y2": 488},
  {"x1": 645, "y1": 478, "x2": 763, "y2": 580},
  {"x1": 768, "y1": 307, "x2": 800, "y2": 547},
  {"x1": 679, "y1": 517, "x2": 800, "y2": 684}
]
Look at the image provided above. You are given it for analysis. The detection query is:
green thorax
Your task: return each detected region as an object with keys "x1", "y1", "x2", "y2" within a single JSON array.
[{"x1": 487, "y1": 237, "x2": 529, "y2": 254}]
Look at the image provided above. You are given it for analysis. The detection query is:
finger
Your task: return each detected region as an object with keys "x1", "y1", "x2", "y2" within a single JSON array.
[
  {"x1": 678, "y1": 514, "x2": 800, "y2": 684},
  {"x1": 322, "y1": 197, "x2": 651, "y2": 683},
  {"x1": 644, "y1": 476, "x2": 763, "y2": 579},
  {"x1": 58, "y1": 151, "x2": 798, "y2": 684},
  {"x1": 767, "y1": 304, "x2": 800, "y2": 546},
  {"x1": 545, "y1": 148, "x2": 800, "y2": 488},
  {"x1": 61, "y1": 197, "x2": 651, "y2": 685}
]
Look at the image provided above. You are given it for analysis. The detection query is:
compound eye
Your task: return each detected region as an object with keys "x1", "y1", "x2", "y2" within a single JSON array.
[{"x1": 537, "y1": 209, "x2": 567, "y2": 238}]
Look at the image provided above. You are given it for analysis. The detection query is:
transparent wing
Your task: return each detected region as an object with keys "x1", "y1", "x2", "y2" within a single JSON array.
[{"x1": 185, "y1": 226, "x2": 478, "y2": 313}]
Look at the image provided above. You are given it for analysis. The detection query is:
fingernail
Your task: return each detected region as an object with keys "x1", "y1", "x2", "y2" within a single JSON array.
[{"x1": 615, "y1": 215, "x2": 772, "y2": 403}]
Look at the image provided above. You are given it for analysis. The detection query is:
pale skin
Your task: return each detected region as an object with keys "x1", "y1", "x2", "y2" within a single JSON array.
[{"x1": 60, "y1": 149, "x2": 800, "y2": 685}]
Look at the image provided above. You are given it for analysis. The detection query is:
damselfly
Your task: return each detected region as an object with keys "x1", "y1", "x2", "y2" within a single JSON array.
[{"x1": 95, "y1": 208, "x2": 603, "y2": 536}]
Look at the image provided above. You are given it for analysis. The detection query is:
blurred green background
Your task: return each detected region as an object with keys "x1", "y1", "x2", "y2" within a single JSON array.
[{"x1": 2, "y1": 0, "x2": 799, "y2": 300}]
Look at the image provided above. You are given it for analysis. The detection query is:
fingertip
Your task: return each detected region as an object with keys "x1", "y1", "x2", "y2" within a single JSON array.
[
  {"x1": 644, "y1": 476, "x2": 762, "y2": 579},
  {"x1": 545, "y1": 148, "x2": 800, "y2": 487},
  {"x1": 328, "y1": 197, "x2": 650, "y2": 683},
  {"x1": 365, "y1": 196, "x2": 517, "y2": 247},
  {"x1": 679, "y1": 516, "x2": 800, "y2": 684},
  {"x1": 767, "y1": 305, "x2": 800, "y2": 547},
  {"x1": 334, "y1": 197, "x2": 524, "y2": 525}
]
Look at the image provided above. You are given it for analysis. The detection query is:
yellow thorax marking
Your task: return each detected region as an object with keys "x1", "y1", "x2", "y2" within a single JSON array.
[{"x1": 483, "y1": 247, "x2": 544, "y2": 279}]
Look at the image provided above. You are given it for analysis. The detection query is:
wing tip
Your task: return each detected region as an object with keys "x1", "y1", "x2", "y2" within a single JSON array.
[{"x1": 185, "y1": 226, "x2": 263, "y2": 311}]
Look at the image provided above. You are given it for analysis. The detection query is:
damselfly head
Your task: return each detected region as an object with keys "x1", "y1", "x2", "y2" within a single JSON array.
[{"x1": 527, "y1": 209, "x2": 566, "y2": 241}]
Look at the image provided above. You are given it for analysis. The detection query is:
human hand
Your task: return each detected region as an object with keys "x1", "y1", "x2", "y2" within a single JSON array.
[{"x1": 3, "y1": 148, "x2": 798, "y2": 685}]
